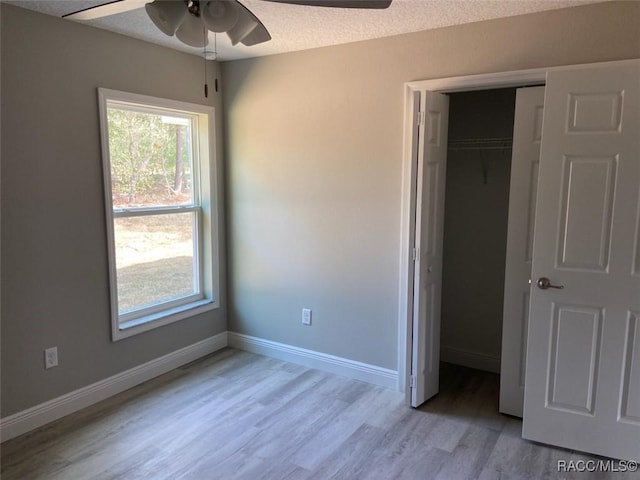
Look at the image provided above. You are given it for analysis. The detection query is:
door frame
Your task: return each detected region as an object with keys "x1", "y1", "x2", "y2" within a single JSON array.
[{"x1": 397, "y1": 59, "x2": 638, "y2": 402}]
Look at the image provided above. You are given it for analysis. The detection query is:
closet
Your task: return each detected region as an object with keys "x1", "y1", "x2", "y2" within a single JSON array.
[
  {"x1": 406, "y1": 60, "x2": 640, "y2": 462},
  {"x1": 440, "y1": 88, "x2": 517, "y2": 377}
]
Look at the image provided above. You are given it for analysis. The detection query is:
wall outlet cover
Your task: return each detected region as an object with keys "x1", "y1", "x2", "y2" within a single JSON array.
[
  {"x1": 302, "y1": 308, "x2": 312, "y2": 326},
  {"x1": 44, "y1": 347, "x2": 58, "y2": 369}
]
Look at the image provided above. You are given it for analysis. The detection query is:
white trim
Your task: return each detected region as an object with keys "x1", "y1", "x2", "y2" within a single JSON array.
[
  {"x1": 118, "y1": 299, "x2": 215, "y2": 334},
  {"x1": 397, "y1": 59, "x2": 640, "y2": 399},
  {"x1": 440, "y1": 346, "x2": 501, "y2": 374},
  {"x1": 405, "y1": 59, "x2": 638, "y2": 93},
  {"x1": 0, "y1": 332, "x2": 228, "y2": 442},
  {"x1": 228, "y1": 332, "x2": 398, "y2": 389}
]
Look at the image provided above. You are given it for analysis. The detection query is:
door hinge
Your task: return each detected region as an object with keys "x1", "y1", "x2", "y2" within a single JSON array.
[
  {"x1": 410, "y1": 375, "x2": 417, "y2": 388},
  {"x1": 416, "y1": 111, "x2": 425, "y2": 126},
  {"x1": 412, "y1": 247, "x2": 419, "y2": 261}
]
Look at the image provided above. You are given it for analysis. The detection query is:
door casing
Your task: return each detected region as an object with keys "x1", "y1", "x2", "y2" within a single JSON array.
[{"x1": 397, "y1": 59, "x2": 639, "y2": 402}]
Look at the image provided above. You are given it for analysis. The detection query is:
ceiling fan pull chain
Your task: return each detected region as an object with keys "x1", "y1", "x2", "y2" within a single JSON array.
[
  {"x1": 214, "y1": 33, "x2": 219, "y2": 93},
  {"x1": 204, "y1": 26, "x2": 208, "y2": 98}
]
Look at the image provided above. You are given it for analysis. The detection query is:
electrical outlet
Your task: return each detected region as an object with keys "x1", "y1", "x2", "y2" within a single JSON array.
[
  {"x1": 302, "y1": 308, "x2": 312, "y2": 326},
  {"x1": 44, "y1": 347, "x2": 58, "y2": 369}
]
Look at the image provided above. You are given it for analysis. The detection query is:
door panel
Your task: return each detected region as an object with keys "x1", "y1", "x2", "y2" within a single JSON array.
[
  {"x1": 547, "y1": 304, "x2": 602, "y2": 414},
  {"x1": 635, "y1": 198, "x2": 640, "y2": 274},
  {"x1": 523, "y1": 62, "x2": 640, "y2": 461},
  {"x1": 525, "y1": 160, "x2": 540, "y2": 262},
  {"x1": 567, "y1": 92, "x2": 622, "y2": 132},
  {"x1": 425, "y1": 160, "x2": 442, "y2": 256},
  {"x1": 500, "y1": 86, "x2": 545, "y2": 417},
  {"x1": 411, "y1": 91, "x2": 449, "y2": 407},
  {"x1": 620, "y1": 311, "x2": 639, "y2": 423},
  {"x1": 558, "y1": 156, "x2": 616, "y2": 270},
  {"x1": 518, "y1": 292, "x2": 530, "y2": 390}
]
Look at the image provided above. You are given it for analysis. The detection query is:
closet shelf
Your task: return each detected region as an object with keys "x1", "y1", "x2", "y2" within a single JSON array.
[{"x1": 448, "y1": 137, "x2": 513, "y2": 151}]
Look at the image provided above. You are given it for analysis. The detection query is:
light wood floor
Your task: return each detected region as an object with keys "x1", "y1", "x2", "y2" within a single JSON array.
[{"x1": 1, "y1": 348, "x2": 634, "y2": 479}]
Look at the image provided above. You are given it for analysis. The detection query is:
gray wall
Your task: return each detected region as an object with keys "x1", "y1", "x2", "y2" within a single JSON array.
[
  {"x1": 1, "y1": 4, "x2": 226, "y2": 417},
  {"x1": 441, "y1": 89, "x2": 516, "y2": 367},
  {"x1": 222, "y1": 1, "x2": 640, "y2": 370}
]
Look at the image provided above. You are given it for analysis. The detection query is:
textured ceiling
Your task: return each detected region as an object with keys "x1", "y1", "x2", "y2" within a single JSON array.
[{"x1": 7, "y1": 0, "x2": 610, "y2": 61}]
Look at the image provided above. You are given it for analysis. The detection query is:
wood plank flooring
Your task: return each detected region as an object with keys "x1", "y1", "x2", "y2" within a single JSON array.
[{"x1": 1, "y1": 348, "x2": 635, "y2": 479}]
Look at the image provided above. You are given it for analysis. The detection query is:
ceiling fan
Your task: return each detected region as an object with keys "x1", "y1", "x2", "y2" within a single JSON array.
[{"x1": 63, "y1": 0, "x2": 393, "y2": 49}]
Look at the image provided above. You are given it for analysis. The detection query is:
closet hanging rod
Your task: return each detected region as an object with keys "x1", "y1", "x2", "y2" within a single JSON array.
[{"x1": 448, "y1": 137, "x2": 513, "y2": 151}]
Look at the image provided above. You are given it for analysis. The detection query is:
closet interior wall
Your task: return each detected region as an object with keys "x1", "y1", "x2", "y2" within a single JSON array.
[{"x1": 440, "y1": 88, "x2": 517, "y2": 373}]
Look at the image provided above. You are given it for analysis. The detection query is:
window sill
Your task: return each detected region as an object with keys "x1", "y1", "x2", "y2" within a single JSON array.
[{"x1": 113, "y1": 299, "x2": 217, "y2": 341}]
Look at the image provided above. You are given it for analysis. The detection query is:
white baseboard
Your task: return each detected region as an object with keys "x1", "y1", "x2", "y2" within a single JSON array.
[
  {"x1": 0, "y1": 332, "x2": 227, "y2": 442},
  {"x1": 1, "y1": 331, "x2": 398, "y2": 442},
  {"x1": 228, "y1": 332, "x2": 398, "y2": 389},
  {"x1": 440, "y1": 345, "x2": 501, "y2": 374}
]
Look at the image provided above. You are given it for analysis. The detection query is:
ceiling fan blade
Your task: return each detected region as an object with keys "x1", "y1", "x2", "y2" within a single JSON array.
[
  {"x1": 63, "y1": 0, "x2": 147, "y2": 21},
  {"x1": 263, "y1": 0, "x2": 391, "y2": 8}
]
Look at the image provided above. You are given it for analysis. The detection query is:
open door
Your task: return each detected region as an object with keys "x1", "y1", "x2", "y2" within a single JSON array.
[
  {"x1": 500, "y1": 86, "x2": 545, "y2": 417},
  {"x1": 523, "y1": 62, "x2": 640, "y2": 461},
  {"x1": 411, "y1": 91, "x2": 449, "y2": 407}
]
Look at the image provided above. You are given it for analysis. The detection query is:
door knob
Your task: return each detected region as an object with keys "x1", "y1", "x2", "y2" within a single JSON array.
[{"x1": 536, "y1": 277, "x2": 564, "y2": 290}]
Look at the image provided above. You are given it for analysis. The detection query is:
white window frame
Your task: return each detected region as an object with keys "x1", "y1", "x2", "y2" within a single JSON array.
[{"x1": 98, "y1": 88, "x2": 220, "y2": 341}]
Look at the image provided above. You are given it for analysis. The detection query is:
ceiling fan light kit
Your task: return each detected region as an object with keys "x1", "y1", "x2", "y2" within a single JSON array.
[
  {"x1": 237, "y1": 19, "x2": 270, "y2": 46},
  {"x1": 226, "y1": 8, "x2": 259, "y2": 45},
  {"x1": 202, "y1": 0, "x2": 239, "y2": 33},
  {"x1": 144, "y1": 0, "x2": 187, "y2": 36},
  {"x1": 146, "y1": 1, "x2": 263, "y2": 48},
  {"x1": 175, "y1": 8, "x2": 209, "y2": 47}
]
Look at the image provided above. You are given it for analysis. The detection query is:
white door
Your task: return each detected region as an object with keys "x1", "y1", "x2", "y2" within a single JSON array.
[
  {"x1": 411, "y1": 91, "x2": 449, "y2": 407},
  {"x1": 500, "y1": 86, "x2": 545, "y2": 417},
  {"x1": 523, "y1": 62, "x2": 640, "y2": 461}
]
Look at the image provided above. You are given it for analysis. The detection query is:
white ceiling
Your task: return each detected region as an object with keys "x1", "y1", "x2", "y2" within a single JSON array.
[{"x1": 7, "y1": 0, "x2": 609, "y2": 61}]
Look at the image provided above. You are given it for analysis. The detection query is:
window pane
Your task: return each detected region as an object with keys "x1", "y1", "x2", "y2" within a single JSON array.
[
  {"x1": 107, "y1": 107, "x2": 195, "y2": 209},
  {"x1": 114, "y1": 212, "x2": 198, "y2": 314}
]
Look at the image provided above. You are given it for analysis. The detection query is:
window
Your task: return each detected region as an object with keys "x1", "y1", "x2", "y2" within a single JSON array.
[{"x1": 98, "y1": 89, "x2": 219, "y2": 340}]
